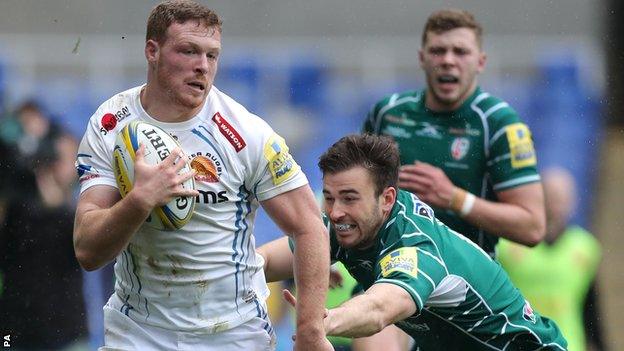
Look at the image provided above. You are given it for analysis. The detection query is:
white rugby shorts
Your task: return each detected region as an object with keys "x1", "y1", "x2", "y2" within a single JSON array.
[{"x1": 101, "y1": 297, "x2": 276, "y2": 351}]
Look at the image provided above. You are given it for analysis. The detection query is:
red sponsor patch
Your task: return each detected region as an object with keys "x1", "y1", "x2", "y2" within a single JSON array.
[
  {"x1": 212, "y1": 112, "x2": 246, "y2": 152},
  {"x1": 101, "y1": 113, "x2": 117, "y2": 132}
]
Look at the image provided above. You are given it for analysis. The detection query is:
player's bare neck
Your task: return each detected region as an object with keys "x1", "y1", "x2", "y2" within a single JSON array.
[{"x1": 140, "y1": 85, "x2": 200, "y2": 123}]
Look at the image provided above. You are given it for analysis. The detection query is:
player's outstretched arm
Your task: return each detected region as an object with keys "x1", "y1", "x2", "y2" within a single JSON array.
[
  {"x1": 73, "y1": 146, "x2": 198, "y2": 271},
  {"x1": 284, "y1": 282, "x2": 416, "y2": 338},
  {"x1": 324, "y1": 282, "x2": 416, "y2": 338},
  {"x1": 261, "y1": 184, "x2": 332, "y2": 351},
  {"x1": 257, "y1": 236, "x2": 295, "y2": 282}
]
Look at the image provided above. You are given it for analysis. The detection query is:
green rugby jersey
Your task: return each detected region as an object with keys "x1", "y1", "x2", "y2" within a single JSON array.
[
  {"x1": 363, "y1": 88, "x2": 540, "y2": 256},
  {"x1": 326, "y1": 190, "x2": 566, "y2": 350}
]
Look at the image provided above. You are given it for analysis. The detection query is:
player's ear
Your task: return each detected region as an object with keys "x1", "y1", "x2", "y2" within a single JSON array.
[
  {"x1": 380, "y1": 186, "x2": 396, "y2": 213},
  {"x1": 145, "y1": 39, "x2": 160, "y2": 64},
  {"x1": 418, "y1": 49, "x2": 425, "y2": 69},
  {"x1": 477, "y1": 51, "x2": 487, "y2": 73}
]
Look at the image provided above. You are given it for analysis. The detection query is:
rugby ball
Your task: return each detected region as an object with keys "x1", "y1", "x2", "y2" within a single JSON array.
[{"x1": 112, "y1": 120, "x2": 195, "y2": 230}]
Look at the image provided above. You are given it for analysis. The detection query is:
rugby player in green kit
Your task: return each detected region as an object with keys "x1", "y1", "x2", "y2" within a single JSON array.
[
  {"x1": 258, "y1": 134, "x2": 566, "y2": 350},
  {"x1": 357, "y1": 10, "x2": 548, "y2": 349},
  {"x1": 363, "y1": 9, "x2": 545, "y2": 257}
]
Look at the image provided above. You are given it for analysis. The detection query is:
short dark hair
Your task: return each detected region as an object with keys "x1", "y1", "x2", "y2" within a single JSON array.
[
  {"x1": 318, "y1": 134, "x2": 400, "y2": 196},
  {"x1": 146, "y1": 0, "x2": 223, "y2": 44},
  {"x1": 422, "y1": 9, "x2": 483, "y2": 48}
]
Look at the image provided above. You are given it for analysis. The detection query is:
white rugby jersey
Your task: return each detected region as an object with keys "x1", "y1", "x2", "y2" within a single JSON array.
[{"x1": 76, "y1": 85, "x2": 308, "y2": 332}]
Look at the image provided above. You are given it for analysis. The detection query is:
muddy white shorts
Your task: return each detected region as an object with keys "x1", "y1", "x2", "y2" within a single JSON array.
[{"x1": 100, "y1": 302, "x2": 276, "y2": 351}]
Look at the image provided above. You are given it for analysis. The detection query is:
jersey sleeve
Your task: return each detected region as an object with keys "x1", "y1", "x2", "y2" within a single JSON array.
[
  {"x1": 375, "y1": 242, "x2": 446, "y2": 312},
  {"x1": 76, "y1": 107, "x2": 118, "y2": 193},
  {"x1": 243, "y1": 115, "x2": 308, "y2": 202},
  {"x1": 485, "y1": 107, "x2": 540, "y2": 192}
]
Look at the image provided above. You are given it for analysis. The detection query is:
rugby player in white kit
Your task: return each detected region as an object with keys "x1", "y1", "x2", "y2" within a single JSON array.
[{"x1": 73, "y1": 1, "x2": 332, "y2": 350}]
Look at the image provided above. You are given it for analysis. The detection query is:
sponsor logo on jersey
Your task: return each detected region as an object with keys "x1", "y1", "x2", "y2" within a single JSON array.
[
  {"x1": 243, "y1": 289, "x2": 258, "y2": 304},
  {"x1": 443, "y1": 162, "x2": 469, "y2": 170},
  {"x1": 355, "y1": 259, "x2": 374, "y2": 271},
  {"x1": 78, "y1": 173, "x2": 100, "y2": 183},
  {"x1": 380, "y1": 247, "x2": 418, "y2": 278},
  {"x1": 212, "y1": 112, "x2": 246, "y2": 152},
  {"x1": 384, "y1": 114, "x2": 416, "y2": 127},
  {"x1": 506, "y1": 123, "x2": 536, "y2": 168},
  {"x1": 382, "y1": 125, "x2": 411, "y2": 139},
  {"x1": 449, "y1": 124, "x2": 481, "y2": 137},
  {"x1": 263, "y1": 133, "x2": 300, "y2": 185},
  {"x1": 414, "y1": 122, "x2": 442, "y2": 139},
  {"x1": 522, "y1": 300, "x2": 537, "y2": 323},
  {"x1": 99, "y1": 106, "x2": 131, "y2": 135},
  {"x1": 191, "y1": 155, "x2": 220, "y2": 183},
  {"x1": 196, "y1": 189, "x2": 229, "y2": 204},
  {"x1": 76, "y1": 153, "x2": 101, "y2": 183},
  {"x1": 450, "y1": 137, "x2": 470, "y2": 160}
]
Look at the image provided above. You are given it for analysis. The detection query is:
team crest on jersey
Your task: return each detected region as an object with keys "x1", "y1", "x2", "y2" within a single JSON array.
[
  {"x1": 212, "y1": 112, "x2": 246, "y2": 152},
  {"x1": 191, "y1": 155, "x2": 220, "y2": 183},
  {"x1": 506, "y1": 123, "x2": 536, "y2": 168},
  {"x1": 99, "y1": 106, "x2": 131, "y2": 135},
  {"x1": 380, "y1": 247, "x2": 418, "y2": 278},
  {"x1": 522, "y1": 300, "x2": 537, "y2": 324},
  {"x1": 450, "y1": 137, "x2": 470, "y2": 160},
  {"x1": 263, "y1": 133, "x2": 300, "y2": 185},
  {"x1": 187, "y1": 150, "x2": 229, "y2": 204},
  {"x1": 414, "y1": 202, "x2": 434, "y2": 222}
]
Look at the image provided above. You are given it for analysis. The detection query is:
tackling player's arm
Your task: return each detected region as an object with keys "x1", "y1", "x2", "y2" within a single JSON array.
[
  {"x1": 399, "y1": 162, "x2": 545, "y2": 246},
  {"x1": 284, "y1": 281, "x2": 416, "y2": 338},
  {"x1": 74, "y1": 146, "x2": 197, "y2": 270},
  {"x1": 257, "y1": 236, "x2": 294, "y2": 282},
  {"x1": 324, "y1": 282, "x2": 416, "y2": 337},
  {"x1": 261, "y1": 184, "x2": 332, "y2": 350}
]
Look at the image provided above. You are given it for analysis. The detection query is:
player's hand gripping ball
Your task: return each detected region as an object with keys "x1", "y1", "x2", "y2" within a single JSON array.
[{"x1": 112, "y1": 120, "x2": 195, "y2": 230}]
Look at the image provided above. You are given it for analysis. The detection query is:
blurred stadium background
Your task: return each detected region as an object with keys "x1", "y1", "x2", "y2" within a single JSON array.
[{"x1": 0, "y1": 0, "x2": 622, "y2": 350}]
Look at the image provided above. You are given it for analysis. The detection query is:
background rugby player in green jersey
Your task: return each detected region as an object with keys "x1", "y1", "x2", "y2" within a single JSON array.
[
  {"x1": 359, "y1": 9, "x2": 547, "y2": 349},
  {"x1": 258, "y1": 134, "x2": 567, "y2": 351},
  {"x1": 363, "y1": 8, "x2": 545, "y2": 258}
]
